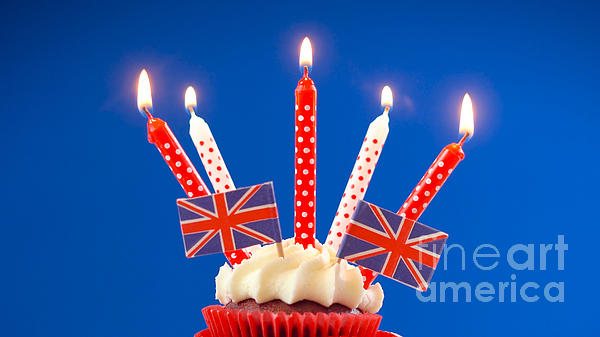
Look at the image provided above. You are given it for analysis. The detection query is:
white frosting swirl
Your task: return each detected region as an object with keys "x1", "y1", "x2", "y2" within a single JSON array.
[{"x1": 215, "y1": 239, "x2": 384, "y2": 313}]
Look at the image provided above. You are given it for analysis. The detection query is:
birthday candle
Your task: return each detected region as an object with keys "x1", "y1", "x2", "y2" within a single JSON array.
[
  {"x1": 294, "y1": 37, "x2": 317, "y2": 248},
  {"x1": 399, "y1": 94, "x2": 474, "y2": 220},
  {"x1": 137, "y1": 70, "x2": 242, "y2": 267},
  {"x1": 184, "y1": 86, "x2": 250, "y2": 265},
  {"x1": 325, "y1": 86, "x2": 392, "y2": 253},
  {"x1": 360, "y1": 93, "x2": 475, "y2": 288},
  {"x1": 185, "y1": 87, "x2": 235, "y2": 194},
  {"x1": 137, "y1": 70, "x2": 209, "y2": 198}
]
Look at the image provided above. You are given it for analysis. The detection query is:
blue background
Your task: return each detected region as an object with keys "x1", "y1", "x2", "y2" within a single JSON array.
[{"x1": 2, "y1": 0, "x2": 598, "y2": 336}]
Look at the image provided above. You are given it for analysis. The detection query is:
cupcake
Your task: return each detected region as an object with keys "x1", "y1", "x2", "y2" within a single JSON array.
[{"x1": 201, "y1": 239, "x2": 385, "y2": 337}]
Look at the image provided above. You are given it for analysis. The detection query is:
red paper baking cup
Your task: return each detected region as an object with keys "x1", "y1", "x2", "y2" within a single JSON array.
[
  {"x1": 195, "y1": 329, "x2": 212, "y2": 337},
  {"x1": 201, "y1": 305, "x2": 381, "y2": 337},
  {"x1": 375, "y1": 331, "x2": 401, "y2": 337},
  {"x1": 196, "y1": 329, "x2": 401, "y2": 337}
]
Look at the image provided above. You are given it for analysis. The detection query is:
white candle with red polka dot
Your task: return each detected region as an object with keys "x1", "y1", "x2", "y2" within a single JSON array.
[
  {"x1": 186, "y1": 100, "x2": 235, "y2": 194},
  {"x1": 326, "y1": 86, "x2": 393, "y2": 253},
  {"x1": 185, "y1": 86, "x2": 250, "y2": 265},
  {"x1": 294, "y1": 37, "x2": 317, "y2": 248},
  {"x1": 360, "y1": 92, "x2": 475, "y2": 288}
]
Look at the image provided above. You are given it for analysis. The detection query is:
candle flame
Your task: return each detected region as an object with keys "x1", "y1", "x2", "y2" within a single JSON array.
[
  {"x1": 185, "y1": 86, "x2": 197, "y2": 112},
  {"x1": 381, "y1": 86, "x2": 393, "y2": 110},
  {"x1": 137, "y1": 69, "x2": 152, "y2": 114},
  {"x1": 299, "y1": 37, "x2": 313, "y2": 69},
  {"x1": 459, "y1": 93, "x2": 474, "y2": 138}
]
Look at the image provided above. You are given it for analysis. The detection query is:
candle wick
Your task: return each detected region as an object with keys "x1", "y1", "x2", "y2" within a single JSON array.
[
  {"x1": 143, "y1": 106, "x2": 153, "y2": 119},
  {"x1": 458, "y1": 132, "x2": 469, "y2": 146},
  {"x1": 303, "y1": 66, "x2": 309, "y2": 77},
  {"x1": 188, "y1": 107, "x2": 196, "y2": 116},
  {"x1": 383, "y1": 106, "x2": 390, "y2": 114}
]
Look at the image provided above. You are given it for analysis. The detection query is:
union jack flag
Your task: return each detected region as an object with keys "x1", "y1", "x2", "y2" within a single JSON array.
[
  {"x1": 176, "y1": 182, "x2": 282, "y2": 258},
  {"x1": 337, "y1": 200, "x2": 448, "y2": 291}
]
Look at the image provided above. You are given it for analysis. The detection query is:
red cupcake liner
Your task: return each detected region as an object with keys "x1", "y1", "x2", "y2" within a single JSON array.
[
  {"x1": 201, "y1": 305, "x2": 382, "y2": 337},
  {"x1": 196, "y1": 328, "x2": 399, "y2": 337},
  {"x1": 373, "y1": 331, "x2": 401, "y2": 337},
  {"x1": 195, "y1": 330, "x2": 212, "y2": 337}
]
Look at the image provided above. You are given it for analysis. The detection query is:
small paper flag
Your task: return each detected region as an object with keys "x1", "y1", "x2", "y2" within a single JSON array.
[
  {"x1": 177, "y1": 182, "x2": 282, "y2": 258},
  {"x1": 337, "y1": 200, "x2": 448, "y2": 291}
]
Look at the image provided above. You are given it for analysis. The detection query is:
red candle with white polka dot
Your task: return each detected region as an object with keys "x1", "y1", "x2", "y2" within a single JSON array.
[
  {"x1": 294, "y1": 37, "x2": 317, "y2": 248},
  {"x1": 137, "y1": 70, "x2": 244, "y2": 266},
  {"x1": 360, "y1": 92, "x2": 475, "y2": 288},
  {"x1": 399, "y1": 93, "x2": 474, "y2": 221},
  {"x1": 326, "y1": 86, "x2": 393, "y2": 253},
  {"x1": 396, "y1": 141, "x2": 465, "y2": 220},
  {"x1": 137, "y1": 70, "x2": 209, "y2": 199}
]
